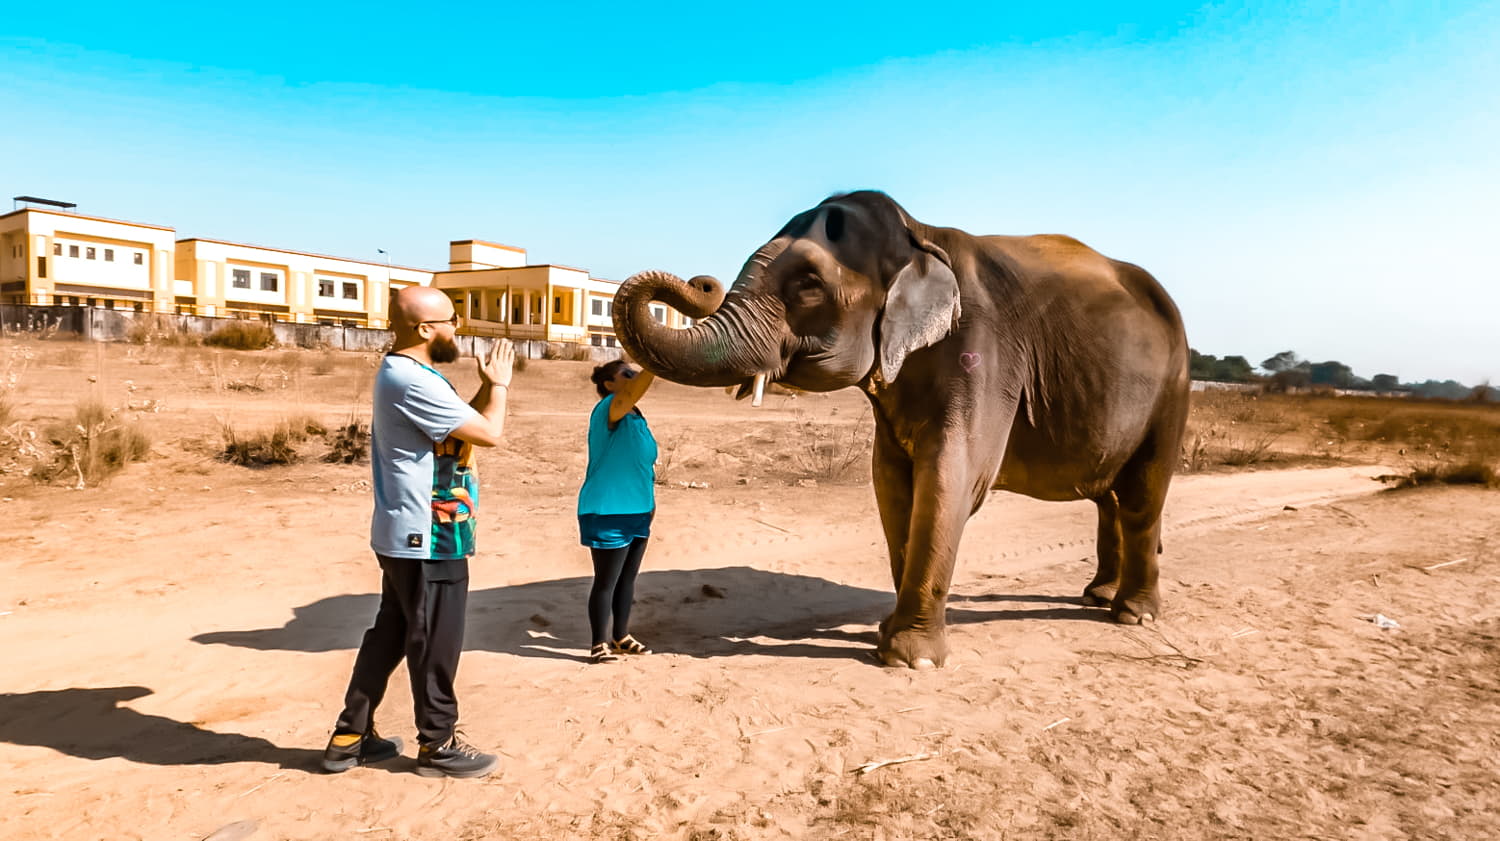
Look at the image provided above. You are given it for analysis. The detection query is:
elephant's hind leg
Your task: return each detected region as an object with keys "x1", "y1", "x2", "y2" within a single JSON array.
[
  {"x1": 1109, "y1": 436, "x2": 1176, "y2": 624},
  {"x1": 1081, "y1": 492, "x2": 1123, "y2": 607}
]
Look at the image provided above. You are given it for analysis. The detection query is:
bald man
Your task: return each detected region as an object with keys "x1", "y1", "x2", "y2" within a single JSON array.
[{"x1": 323, "y1": 286, "x2": 512, "y2": 779}]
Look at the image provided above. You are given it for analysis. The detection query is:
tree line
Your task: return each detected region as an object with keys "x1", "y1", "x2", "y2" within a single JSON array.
[{"x1": 1189, "y1": 349, "x2": 1496, "y2": 401}]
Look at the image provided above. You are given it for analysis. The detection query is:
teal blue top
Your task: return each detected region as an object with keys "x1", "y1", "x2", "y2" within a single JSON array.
[{"x1": 577, "y1": 394, "x2": 658, "y2": 516}]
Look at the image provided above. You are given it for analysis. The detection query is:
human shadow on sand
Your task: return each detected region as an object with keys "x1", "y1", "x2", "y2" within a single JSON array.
[
  {"x1": 0, "y1": 686, "x2": 338, "y2": 771},
  {"x1": 194, "y1": 566, "x2": 1108, "y2": 664}
]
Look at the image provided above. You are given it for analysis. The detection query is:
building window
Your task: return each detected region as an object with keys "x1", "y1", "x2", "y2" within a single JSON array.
[
  {"x1": 606, "y1": 336, "x2": 617, "y2": 348},
  {"x1": 37, "y1": 257, "x2": 47, "y2": 278},
  {"x1": 104, "y1": 300, "x2": 115, "y2": 310},
  {"x1": 591, "y1": 299, "x2": 603, "y2": 316},
  {"x1": 133, "y1": 252, "x2": 144, "y2": 265},
  {"x1": 232, "y1": 269, "x2": 251, "y2": 289},
  {"x1": 133, "y1": 302, "x2": 144, "y2": 312},
  {"x1": 86, "y1": 247, "x2": 96, "y2": 260},
  {"x1": 260, "y1": 272, "x2": 278, "y2": 292},
  {"x1": 69, "y1": 245, "x2": 80, "y2": 258},
  {"x1": 650, "y1": 305, "x2": 666, "y2": 324},
  {"x1": 554, "y1": 296, "x2": 564, "y2": 315},
  {"x1": 342, "y1": 282, "x2": 359, "y2": 300},
  {"x1": 53, "y1": 243, "x2": 61, "y2": 256},
  {"x1": 317, "y1": 278, "x2": 334, "y2": 297}
]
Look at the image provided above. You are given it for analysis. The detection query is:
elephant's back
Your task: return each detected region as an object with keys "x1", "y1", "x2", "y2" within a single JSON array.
[{"x1": 978, "y1": 233, "x2": 1186, "y2": 341}]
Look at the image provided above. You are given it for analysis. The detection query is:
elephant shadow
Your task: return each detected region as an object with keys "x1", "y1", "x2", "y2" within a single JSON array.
[
  {"x1": 194, "y1": 566, "x2": 1108, "y2": 663},
  {"x1": 0, "y1": 686, "x2": 330, "y2": 771}
]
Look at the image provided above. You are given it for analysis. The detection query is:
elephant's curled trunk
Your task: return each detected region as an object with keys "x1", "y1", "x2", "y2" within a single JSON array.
[{"x1": 612, "y1": 269, "x2": 786, "y2": 388}]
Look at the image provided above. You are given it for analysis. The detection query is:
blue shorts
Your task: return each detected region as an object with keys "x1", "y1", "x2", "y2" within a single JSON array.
[{"x1": 578, "y1": 511, "x2": 654, "y2": 549}]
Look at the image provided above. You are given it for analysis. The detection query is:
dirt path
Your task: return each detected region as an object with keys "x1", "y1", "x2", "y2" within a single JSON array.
[{"x1": 8, "y1": 458, "x2": 1495, "y2": 841}]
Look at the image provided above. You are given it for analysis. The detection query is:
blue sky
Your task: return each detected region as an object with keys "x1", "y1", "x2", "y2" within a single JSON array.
[{"x1": 3, "y1": 1, "x2": 1497, "y2": 384}]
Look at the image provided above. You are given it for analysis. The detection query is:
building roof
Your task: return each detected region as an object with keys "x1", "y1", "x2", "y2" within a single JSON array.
[
  {"x1": 177, "y1": 237, "x2": 434, "y2": 273},
  {"x1": 449, "y1": 239, "x2": 526, "y2": 252},
  {"x1": 434, "y1": 262, "x2": 590, "y2": 276},
  {"x1": 0, "y1": 206, "x2": 175, "y2": 232}
]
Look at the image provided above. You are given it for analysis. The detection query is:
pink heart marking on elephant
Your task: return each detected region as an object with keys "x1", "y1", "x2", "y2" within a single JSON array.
[{"x1": 960, "y1": 352, "x2": 981, "y2": 372}]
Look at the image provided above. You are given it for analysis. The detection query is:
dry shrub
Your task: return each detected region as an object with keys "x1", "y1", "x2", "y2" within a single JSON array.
[
  {"x1": 1380, "y1": 460, "x2": 1499, "y2": 489},
  {"x1": 792, "y1": 409, "x2": 873, "y2": 482},
  {"x1": 540, "y1": 342, "x2": 593, "y2": 361},
  {"x1": 0, "y1": 392, "x2": 13, "y2": 429},
  {"x1": 32, "y1": 400, "x2": 151, "y2": 486},
  {"x1": 311, "y1": 353, "x2": 337, "y2": 376},
  {"x1": 220, "y1": 417, "x2": 316, "y2": 466},
  {"x1": 205, "y1": 321, "x2": 276, "y2": 350},
  {"x1": 1218, "y1": 430, "x2": 1281, "y2": 466},
  {"x1": 324, "y1": 420, "x2": 370, "y2": 464},
  {"x1": 126, "y1": 315, "x2": 201, "y2": 346}
]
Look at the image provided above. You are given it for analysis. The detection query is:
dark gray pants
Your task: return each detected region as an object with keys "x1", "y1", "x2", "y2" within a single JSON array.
[{"x1": 335, "y1": 554, "x2": 469, "y2": 747}]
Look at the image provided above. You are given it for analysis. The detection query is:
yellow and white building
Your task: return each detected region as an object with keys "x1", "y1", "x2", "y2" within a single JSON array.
[
  {"x1": 433, "y1": 240, "x2": 692, "y2": 348},
  {"x1": 2, "y1": 197, "x2": 690, "y2": 342},
  {"x1": 1, "y1": 202, "x2": 177, "y2": 312},
  {"x1": 173, "y1": 238, "x2": 431, "y2": 328}
]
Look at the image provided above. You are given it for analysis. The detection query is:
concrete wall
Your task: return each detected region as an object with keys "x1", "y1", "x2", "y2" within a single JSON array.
[{"x1": 0, "y1": 304, "x2": 625, "y2": 362}]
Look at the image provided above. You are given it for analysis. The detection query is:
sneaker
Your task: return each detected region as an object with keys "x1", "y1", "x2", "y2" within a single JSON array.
[
  {"x1": 321, "y1": 729, "x2": 403, "y2": 773},
  {"x1": 416, "y1": 734, "x2": 498, "y2": 779}
]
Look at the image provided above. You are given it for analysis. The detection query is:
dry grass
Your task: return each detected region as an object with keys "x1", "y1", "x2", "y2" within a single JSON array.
[
  {"x1": 219, "y1": 416, "x2": 319, "y2": 466},
  {"x1": 1183, "y1": 390, "x2": 1500, "y2": 478},
  {"x1": 204, "y1": 321, "x2": 276, "y2": 350},
  {"x1": 31, "y1": 399, "x2": 152, "y2": 487},
  {"x1": 126, "y1": 315, "x2": 201, "y2": 346}
]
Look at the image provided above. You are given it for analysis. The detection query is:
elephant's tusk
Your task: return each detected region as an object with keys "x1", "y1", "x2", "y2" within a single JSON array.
[{"x1": 750, "y1": 372, "x2": 768, "y2": 407}]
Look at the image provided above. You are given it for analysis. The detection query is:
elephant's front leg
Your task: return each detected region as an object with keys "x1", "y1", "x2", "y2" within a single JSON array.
[
  {"x1": 871, "y1": 419, "x2": 914, "y2": 594},
  {"x1": 877, "y1": 447, "x2": 976, "y2": 670}
]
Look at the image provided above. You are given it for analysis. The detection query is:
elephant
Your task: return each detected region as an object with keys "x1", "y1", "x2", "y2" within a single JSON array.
[{"x1": 612, "y1": 191, "x2": 1190, "y2": 669}]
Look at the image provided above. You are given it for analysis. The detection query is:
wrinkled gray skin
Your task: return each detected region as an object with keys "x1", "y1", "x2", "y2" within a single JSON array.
[{"x1": 614, "y1": 191, "x2": 1190, "y2": 669}]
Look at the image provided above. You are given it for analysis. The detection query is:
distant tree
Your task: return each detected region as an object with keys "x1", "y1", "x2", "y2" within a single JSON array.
[
  {"x1": 1261, "y1": 350, "x2": 1303, "y2": 373},
  {"x1": 1408, "y1": 379, "x2": 1472, "y2": 400},
  {"x1": 1188, "y1": 348, "x2": 1219, "y2": 380},
  {"x1": 1309, "y1": 360, "x2": 1356, "y2": 389},
  {"x1": 1213, "y1": 355, "x2": 1255, "y2": 382},
  {"x1": 1371, "y1": 374, "x2": 1400, "y2": 393},
  {"x1": 1470, "y1": 382, "x2": 1497, "y2": 403}
]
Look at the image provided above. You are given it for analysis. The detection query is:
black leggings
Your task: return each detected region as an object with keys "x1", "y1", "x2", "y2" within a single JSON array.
[{"x1": 588, "y1": 537, "x2": 648, "y2": 645}]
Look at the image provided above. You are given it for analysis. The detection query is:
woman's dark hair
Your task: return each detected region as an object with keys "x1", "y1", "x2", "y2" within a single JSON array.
[{"x1": 590, "y1": 359, "x2": 630, "y2": 398}]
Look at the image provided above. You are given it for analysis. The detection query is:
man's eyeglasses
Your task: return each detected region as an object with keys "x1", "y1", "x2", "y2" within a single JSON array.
[{"x1": 417, "y1": 315, "x2": 459, "y2": 327}]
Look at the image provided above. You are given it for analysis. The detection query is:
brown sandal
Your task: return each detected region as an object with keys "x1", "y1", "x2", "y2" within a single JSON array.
[
  {"x1": 590, "y1": 643, "x2": 620, "y2": 663},
  {"x1": 612, "y1": 634, "x2": 652, "y2": 655}
]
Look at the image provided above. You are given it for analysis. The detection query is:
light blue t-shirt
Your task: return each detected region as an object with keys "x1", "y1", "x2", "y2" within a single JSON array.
[
  {"x1": 370, "y1": 354, "x2": 479, "y2": 559},
  {"x1": 577, "y1": 394, "x2": 658, "y2": 517}
]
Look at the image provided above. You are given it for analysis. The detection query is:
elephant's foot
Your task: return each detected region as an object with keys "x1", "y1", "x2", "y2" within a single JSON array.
[
  {"x1": 1110, "y1": 590, "x2": 1162, "y2": 625},
  {"x1": 1081, "y1": 579, "x2": 1118, "y2": 607},
  {"x1": 877, "y1": 618, "x2": 947, "y2": 669}
]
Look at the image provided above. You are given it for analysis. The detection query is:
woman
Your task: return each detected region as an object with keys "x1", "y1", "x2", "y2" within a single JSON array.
[{"x1": 577, "y1": 359, "x2": 659, "y2": 663}]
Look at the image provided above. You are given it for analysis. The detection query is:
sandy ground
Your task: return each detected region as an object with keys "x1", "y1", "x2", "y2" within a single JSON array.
[{"x1": 1, "y1": 342, "x2": 1497, "y2": 840}]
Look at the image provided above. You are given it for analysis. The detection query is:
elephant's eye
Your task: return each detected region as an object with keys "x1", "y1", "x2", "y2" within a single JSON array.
[{"x1": 792, "y1": 275, "x2": 826, "y2": 309}]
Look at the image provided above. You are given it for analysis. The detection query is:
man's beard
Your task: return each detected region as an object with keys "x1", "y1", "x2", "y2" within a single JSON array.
[{"x1": 430, "y1": 334, "x2": 459, "y2": 364}]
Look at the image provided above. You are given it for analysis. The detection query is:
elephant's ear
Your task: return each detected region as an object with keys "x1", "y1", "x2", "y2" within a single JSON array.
[{"x1": 878, "y1": 242, "x2": 961, "y2": 383}]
